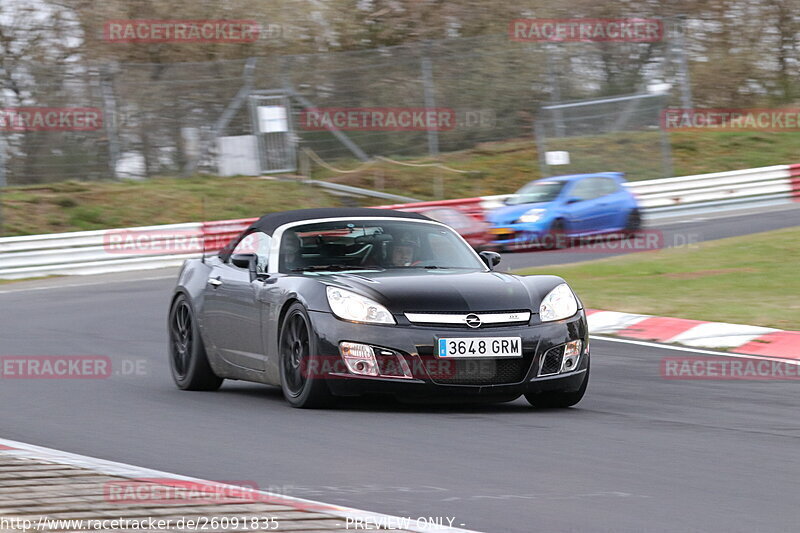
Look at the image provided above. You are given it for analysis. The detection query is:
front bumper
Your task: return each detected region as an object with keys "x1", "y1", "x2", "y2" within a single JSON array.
[
  {"x1": 488, "y1": 222, "x2": 549, "y2": 246},
  {"x1": 307, "y1": 309, "x2": 589, "y2": 399}
]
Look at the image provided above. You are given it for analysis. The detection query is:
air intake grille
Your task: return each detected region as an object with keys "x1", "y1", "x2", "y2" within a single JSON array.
[{"x1": 538, "y1": 346, "x2": 563, "y2": 376}]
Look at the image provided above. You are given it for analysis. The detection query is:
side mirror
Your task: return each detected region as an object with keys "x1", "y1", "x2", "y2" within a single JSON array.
[
  {"x1": 231, "y1": 253, "x2": 261, "y2": 281},
  {"x1": 566, "y1": 197, "x2": 581, "y2": 205},
  {"x1": 479, "y1": 251, "x2": 502, "y2": 270}
]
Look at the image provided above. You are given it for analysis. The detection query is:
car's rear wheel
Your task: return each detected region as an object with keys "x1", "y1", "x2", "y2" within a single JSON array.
[
  {"x1": 168, "y1": 294, "x2": 223, "y2": 391},
  {"x1": 624, "y1": 209, "x2": 642, "y2": 238},
  {"x1": 279, "y1": 303, "x2": 334, "y2": 409},
  {"x1": 524, "y1": 365, "x2": 589, "y2": 408}
]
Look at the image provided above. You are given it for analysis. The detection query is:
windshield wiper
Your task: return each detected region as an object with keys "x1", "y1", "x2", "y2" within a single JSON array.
[
  {"x1": 291, "y1": 265, "x2": 380, "y2": 272},
  {"x1": 386, "y1": 265, "x2": 462, "y2": 269}
]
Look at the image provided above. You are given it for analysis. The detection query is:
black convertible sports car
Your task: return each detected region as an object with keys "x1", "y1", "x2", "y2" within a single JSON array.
[{"x1": 168, "y1": 208, "x2": 589, "y2": 408}]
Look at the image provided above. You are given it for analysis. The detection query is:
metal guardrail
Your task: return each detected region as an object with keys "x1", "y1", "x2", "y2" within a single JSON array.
[
  {"x1": 1, "y1": 163, "x2": 798, "y2": 280},
  {"x1": 0, "y1": 220, "x2": 254, "y2": 280}
]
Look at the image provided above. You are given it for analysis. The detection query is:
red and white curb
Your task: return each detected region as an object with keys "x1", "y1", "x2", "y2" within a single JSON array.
[
  {"x1": 587, "y1": 309, "x2": 799, "y2": 359},
  {"x1": 0, "y1": 437, "x2": 479, "y2": 533}
]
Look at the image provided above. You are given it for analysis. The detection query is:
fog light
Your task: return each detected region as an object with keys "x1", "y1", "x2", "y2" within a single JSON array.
[
  {"x1": 560, "y1": 340, "x2": 582, "y2": 373},
  {"x1": 340, "y1": 342, "x2": 379, "y2": 376}
]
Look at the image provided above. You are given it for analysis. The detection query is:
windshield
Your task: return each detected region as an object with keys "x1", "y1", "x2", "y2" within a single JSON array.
[
  {"x1": 278, "y1": 219, "x2": 484, "y2": 273},
  {"x1": 506, "y1": 181, "x2": 566, "y2": 205}
]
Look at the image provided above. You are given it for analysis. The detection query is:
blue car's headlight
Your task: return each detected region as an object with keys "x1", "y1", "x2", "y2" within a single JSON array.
[
  {"x1": 539, "y1": 283, "x2": 578, "y2": 322},
  {"x1": 517, "y1": 208, "x2": 545, "y2": 223},
  {"x1": 326, "y1": 286, "x2": 395, "y2": 324}
]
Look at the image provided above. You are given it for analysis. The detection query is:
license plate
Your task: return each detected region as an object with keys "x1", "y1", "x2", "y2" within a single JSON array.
[
  {"x1": 489, "y1": 228, "x2": 513, "y2": 235},
  {"x1": 437, "y1": 337, "x2": 522, "y2": 358}
]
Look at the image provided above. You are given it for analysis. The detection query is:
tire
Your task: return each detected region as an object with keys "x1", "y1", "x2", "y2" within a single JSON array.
[
  {"x1": 524, "y1": 364, "x2": 589, "y2": 408},
  {"x1": 279, "y1": 303, "x2": 334, "y2": 409},
  {"x1": 546, "y1": 219, "x2": 570, "y2": 249},
  {"x1": 624, "y1": 209, "x2": 642, "y2": 238},
  {"x1": 168, "y1": 294, "x2": 223, "y2": 391}
]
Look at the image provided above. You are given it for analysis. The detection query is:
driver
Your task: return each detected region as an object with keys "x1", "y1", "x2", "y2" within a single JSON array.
[
  {"x1": 387, "y1": 238, "x2": 419, "y2": 267},
  {"x1": 280, "y1": 232, "x2": 303, "y2": 271}
]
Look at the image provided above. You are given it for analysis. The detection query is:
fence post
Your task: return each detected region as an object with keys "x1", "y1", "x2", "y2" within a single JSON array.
[
  {"x1": 0, "y1": 140, "x2": 5, "y2": 234},
  {"x1": 99, "y1": 64, "x2": 121, "y2": 180},
  {"x1": 533, "y1": 119, "x2": 549, "y2": 178},
  {"x1": 420, "y1": 42, "x2": 439, "y2": 159},
  {"x1": 545, "y1": 44, "x2": 566, "y2": 138},
  {"x1": 659, "y1": 120, "x2": 674, "y2": 179},
  {"x1": 674, "y1": 16, "x2": 693, "y2": 109},
  {"x1": 420, "y1": 41, "x2": 443, "y2": 198}
]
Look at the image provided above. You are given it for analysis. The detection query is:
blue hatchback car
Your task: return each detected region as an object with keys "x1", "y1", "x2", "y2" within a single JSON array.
[{"x1": 486, "y1": 172, "x2": 640, "y2": 249}]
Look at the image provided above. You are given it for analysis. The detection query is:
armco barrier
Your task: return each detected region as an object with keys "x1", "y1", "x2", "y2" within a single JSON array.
[
  {"x1": 0, "y1": 163, "x2": 797, "y2": 279},
  {"x1": 789, "y1": 164, "x2": 800, "y2": 202},
  {"x1": 0, "y1": 219, "x2": 254, "y2": 280},
  {"x1": 379, "y1": 197, "x2": 488, "y2": 220}
]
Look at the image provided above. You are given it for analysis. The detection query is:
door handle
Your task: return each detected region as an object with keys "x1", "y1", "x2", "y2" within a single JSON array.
[{"x1": 207, "y1": 277, "x2": 223, "y2": 287}]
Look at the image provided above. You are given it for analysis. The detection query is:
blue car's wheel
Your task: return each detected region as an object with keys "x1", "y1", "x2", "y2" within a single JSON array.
[
  {"x1": 624, "y1": 209, "x2": 642, "y2": 237},
  {"x1": 546, "y1": 219, "x2": 570, "y2": 249}
]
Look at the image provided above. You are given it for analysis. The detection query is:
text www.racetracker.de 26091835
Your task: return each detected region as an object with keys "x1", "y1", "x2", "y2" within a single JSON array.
[{"x1": 0, "y1": 516, "x2": 280, "y2": 531}]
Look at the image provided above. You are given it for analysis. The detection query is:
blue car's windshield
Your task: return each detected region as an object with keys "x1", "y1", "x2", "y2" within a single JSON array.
[
  {"x1": 506, "y1": 181, "x2": 566, "y2": 205},
  {"x1": 279, "y1": 219, "x2": 485, "y2": 273}
]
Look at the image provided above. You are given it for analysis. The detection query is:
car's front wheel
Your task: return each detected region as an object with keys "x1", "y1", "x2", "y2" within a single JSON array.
[
  {"x1": 524, "y1": 365, "x2": 589, "y2": 408},
  {"x1": 279, "y1": 303, "x2": 334, "y2": 409},
  {"x1": 168, "y1": 294, "x2": 223, "y2": 391},
  {"x1": 546, "y1": 219, "x2": 570, "y2": 249}
]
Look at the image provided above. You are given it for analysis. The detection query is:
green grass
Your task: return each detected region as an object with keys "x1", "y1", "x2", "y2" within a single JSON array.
[
  {"x1": 316, "y1": 130, "x2": 800, "y2": 200},
  {"x1": 0, "y1": 176, "x2": 339, "y2": 237},
  {"x1": 515, "y1": 227, "x2": 800, "y2": 330},
  {"x1": 0, "y1": 130, "x2": 798, "y2": 237}
]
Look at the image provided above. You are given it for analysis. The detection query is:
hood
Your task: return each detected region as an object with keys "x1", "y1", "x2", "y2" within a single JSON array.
[
  {"x1": 487, "y1": 202, "x2": 554, "y2": 225},
  {"x1": 323, "y1": 269, "x2": 547, "y2": 313}
]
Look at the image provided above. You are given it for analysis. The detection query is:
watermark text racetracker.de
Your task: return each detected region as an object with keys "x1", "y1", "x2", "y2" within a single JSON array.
[
  {"x1": 0, "y1": 108, "x2": 102, "y2": 132},
  {"x1": 662, "y1": 108, "x2": 800, "y2": 131},
  {"x1": 298, "y1": 107, "x2": 496, "y2": 132},
  {"x1": 299, "y1": 108, "x2": 456, "y2": 132},
  {"x1": 505, "y1": 230, "x2": 700, "y2": 252},
  {"x1": 509, "y1": 18, "x2": 663, "y2": 42},
  {"x1": 0, "y1": 356, "x2": 147, "y2": 379},
  {"x1": 104, "y1": 20, "x2": 261, "y2": 43},
  {"x1": 105, "y1": 479, "x2": 262, "y2": 506},
  {"x1": 661, "y1": 357, "x2": 800, "y2": 380},
  {"x1": 103, "y1": 479, "x2": 331, "y2": 513},
  {"x1": 103, "y1": 229, "x2": 235, "y2": 255}
]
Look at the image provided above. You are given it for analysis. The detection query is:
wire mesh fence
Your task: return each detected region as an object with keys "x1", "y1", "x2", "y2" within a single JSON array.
[{"x1": 0, "y1": 30, "x2": 683, "y2": 186}]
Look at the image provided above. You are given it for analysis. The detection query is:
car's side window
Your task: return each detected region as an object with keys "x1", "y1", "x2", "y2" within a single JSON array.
[
  {"x1": 230, "y1": 231, "x2": 271, "y2": 274},
  {"x1": 569, "y1": 178, "x2": 602, "y2": 201},
  {"x1": 598, "y1": 178, "x2": 619, "y2": 196}
]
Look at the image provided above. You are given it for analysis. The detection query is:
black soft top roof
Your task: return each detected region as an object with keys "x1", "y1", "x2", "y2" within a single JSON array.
[{"x1": 247, "y1": 207, "x2": 431, "y2": 236}]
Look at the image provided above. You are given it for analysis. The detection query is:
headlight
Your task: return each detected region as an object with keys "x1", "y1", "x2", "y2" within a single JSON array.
[
  {"x1": 518, "y1": 208, "x2": 545, "y2": 223},
  {"x1": 326, "y1": 286, "x2": 395, "y2": 325},
  {"x1": 539, "y1": 283, "x2": 578, "y2": 322}
]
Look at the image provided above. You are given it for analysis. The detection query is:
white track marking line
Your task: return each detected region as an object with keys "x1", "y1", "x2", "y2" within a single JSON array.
[
  {"x1": 0, "y1": 437, "x2": 480, "y2": 533},
  {"x1": 590, "y1": 335, "x2": 800, "y2": 365},
  {"x1": 0, "y1": 275, "x2": 174, "y2": 295}
]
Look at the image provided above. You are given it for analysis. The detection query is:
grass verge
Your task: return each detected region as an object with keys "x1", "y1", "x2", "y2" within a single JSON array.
[
  {"x1": 0, "y1": 176, "x2": 338, "y2": 237},
  {"x1": 515, "y1": 227, "x2": 800, "y2": 330},
  {"x1": 316, "y1": 131, "x2": 800, "y2": 200},
  {"x1": 0, "y1": 130, "x2": 798, "y2": 237}
]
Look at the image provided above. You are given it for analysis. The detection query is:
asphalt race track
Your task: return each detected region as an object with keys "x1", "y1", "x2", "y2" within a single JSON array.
[
  {"x1": 498, "y1": 203, "x2": 800, "y2": 270},
  {"x1": 1, "y1": 206, "x2": 799, "y2": 533}
]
